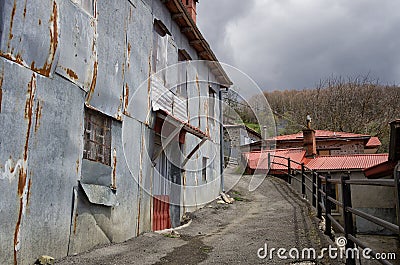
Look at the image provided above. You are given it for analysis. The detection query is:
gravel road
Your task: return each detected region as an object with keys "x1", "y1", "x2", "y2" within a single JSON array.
[{"x1": 56, "y1": 170, "x2": 340, "y2": 265}]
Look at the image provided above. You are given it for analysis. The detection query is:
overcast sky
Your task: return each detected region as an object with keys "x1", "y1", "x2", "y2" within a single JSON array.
[{"x1": 197, "y1": 0, "x2": 400, "y2": 91}]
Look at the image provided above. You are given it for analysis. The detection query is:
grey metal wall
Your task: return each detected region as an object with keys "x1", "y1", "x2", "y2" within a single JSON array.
[{"x1": 0, "y1": 0, "x2": 225, "y2": 264}]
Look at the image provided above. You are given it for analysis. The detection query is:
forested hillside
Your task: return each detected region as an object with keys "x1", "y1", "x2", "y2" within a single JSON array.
[{"x1": 263, "y1": 76, "x2": 400, "y2": 152}]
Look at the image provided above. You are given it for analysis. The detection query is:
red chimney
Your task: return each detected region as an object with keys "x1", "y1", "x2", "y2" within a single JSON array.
[
  {"x1": 303, "y1": 129, "x2": 317, "y2": 158},
  {"x1": 181, "y1": 0, "x2": 198, "y2": 23}
]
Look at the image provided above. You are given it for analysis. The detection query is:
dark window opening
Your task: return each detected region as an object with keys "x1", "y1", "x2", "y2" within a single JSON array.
[{"x1": 83, "y1": 108, "x2": 112, "y2": 166}]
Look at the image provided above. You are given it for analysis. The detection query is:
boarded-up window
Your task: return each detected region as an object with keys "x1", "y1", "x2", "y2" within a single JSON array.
[{"x1": 83, "y1": 108, "x2": 112, "y2": 166}]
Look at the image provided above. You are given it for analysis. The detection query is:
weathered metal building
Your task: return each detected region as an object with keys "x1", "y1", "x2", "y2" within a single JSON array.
[{"x1": 0, "y1": 0, "x2": 231, "y2": 264}]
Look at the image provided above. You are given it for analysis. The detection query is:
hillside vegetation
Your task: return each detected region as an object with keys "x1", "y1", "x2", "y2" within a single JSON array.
[{"x1": 263, "y1": 76, "x2": 400, "y2": 152}]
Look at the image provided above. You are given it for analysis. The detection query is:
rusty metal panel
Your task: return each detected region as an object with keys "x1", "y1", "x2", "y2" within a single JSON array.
[
  {"x1": 124, "y1": 0, "x2": 153, "y2": 123},
  {"x1": 0, "y1": 0, "x2": 60, "y2": 77},
  {"x1": 18, "y1": 73, "x2": 85, "y2": 264},
  {"x1": 56, "y1": 0, "x2": 96, "y2": 91},
  {"x1": 85, "y1": 0, "x2": 128, "y2": 119},
  {"x1": 108, "y1": 120, "x2": 138, "y2": 242}
]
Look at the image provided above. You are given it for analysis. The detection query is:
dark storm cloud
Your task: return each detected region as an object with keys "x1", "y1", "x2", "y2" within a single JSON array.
[{"x1": 197, "y1": 0, "x2": 400, "y2": 90}]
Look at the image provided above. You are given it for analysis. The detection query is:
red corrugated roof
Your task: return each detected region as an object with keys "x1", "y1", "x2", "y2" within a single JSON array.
[
  {"x1": 366, "y1": 137, "x2": 381, "y2": 148},
  {"x1": 243, "y1": 148, "x2": 305, "y2": 171},
  {"x1": 244, "y1": 149, "x2": 389, "y2": 173},
  {"x1": 275, "y1": 130, "x2": 371, "y2": 141},
  {"x1": 305, "y1": 154, "x2": 389, "y2": 171},
  {"x1": 363, "y1": 160, "x2": 397, "y2": 179}
]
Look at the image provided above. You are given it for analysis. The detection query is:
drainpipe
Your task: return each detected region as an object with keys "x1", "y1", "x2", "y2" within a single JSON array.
[{"x1": 219, "y1": 86, "x2": 228, "y2": 192}]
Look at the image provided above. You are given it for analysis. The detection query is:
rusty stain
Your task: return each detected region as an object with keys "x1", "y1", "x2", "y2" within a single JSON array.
[
  {"x1": 76, "y1": 159, "x2": 79, "y2": 174},
  {"x1": 23, "y1": 0, "x2": 28, "y2": 18},
  {"x1": 24, "y1": 74, "x2": 36, "y2": 160},
  {"x1": 26, "y1": 178, "x2": 32, "y2": 206},
  {"x1": 66, "y1": 68, "x2": 78, "y2": 80},
  {"x1": 38, "y1": 19, "x2": 42, "y2": 25},
  {"x1": 30, "y1": 1, "x2": 58, "y2": 77},
  {"x1": 8, "y1": 0, "x2": 17, "y2": 47},
  {"x1": 14, "y1": 196, "x2": 23, "y2": 265},
  {"x1": 73, "y1": 213, "x2": 78, "y2": 234},
  {"x1": 86, "y1": 61, "x2": 98, "y2": 103},
  {"x1": 112, "y1": 149, "x2": 117, "y2": 190},
  {"x1": 34, "y1": 101, "x2": 42, "y2": 133}
]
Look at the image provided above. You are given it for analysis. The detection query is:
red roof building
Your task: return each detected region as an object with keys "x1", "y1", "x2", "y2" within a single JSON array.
[{"x1": 272, "y1": 130, "x2": 381, "y2": 155}]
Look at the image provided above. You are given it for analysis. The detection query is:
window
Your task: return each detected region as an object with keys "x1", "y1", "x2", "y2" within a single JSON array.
[
  {"x1": 83, "y1": 108, "x2": 112, "y2": 166},
  {"x1": 202, "y1": 157, "x2": 208, "y2": 182},
  {"x1": 176, "y1": 49, "x2": 191, "y2": 99},
  {"x1": 208, "y1": 87, "x2": 216, "y2": 118}
]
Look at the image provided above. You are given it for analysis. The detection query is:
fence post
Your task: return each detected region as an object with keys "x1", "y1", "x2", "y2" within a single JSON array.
[
  {"x1": 341, "y1": 175, "x2": 356, "y2": 265},
  {"x1": 324, "y1": 174, "x2": 332, "y2": 238},
  {"x1": 394, "y1": 163, "x2": 400, "y2": 239},
  {"x1": 268, "y1": 152, "x2": 271, "y2": 172},
  {"x1": 317, "y1": 174, "x2": 322, "y2": 219},
  {"x1": 287, "y1": 158, "x2": 291, "y2": 184},
  {"x1": 312, "y1": 171, "x2": 316, "y2": 207},
  {"x1": 301, "y1": 163, "x2": 306, "y2": 198}
]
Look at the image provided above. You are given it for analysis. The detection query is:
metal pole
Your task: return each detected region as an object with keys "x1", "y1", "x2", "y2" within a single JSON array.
[
  {"x1": 341, "y1": 175, "x2": 356, "y2": 265},
  {"x1": 268, "y1": 152, "x2": 271, "y2": 172},
  {"x1": 317, "y1": 173, "x2": 322, "y2": 219},
  {"x1": 394, "y1": 163, "x2": 400, "y2": 239},
  {"x1": 324, "y1": 174, "x2": 332, "y2": 238},
  {"x1": 301, "y1": 163, "x2": 305, "y2": 197},
  {"x1": 312, "y1": 171, "x2": 316, "y2": 207}
]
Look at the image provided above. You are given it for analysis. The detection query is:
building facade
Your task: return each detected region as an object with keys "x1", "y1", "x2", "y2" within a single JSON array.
[{"x1": 0, "y1": 0, "x2": 230, "y2": 264}]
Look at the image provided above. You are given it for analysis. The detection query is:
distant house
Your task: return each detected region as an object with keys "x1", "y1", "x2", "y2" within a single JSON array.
[
  {"x1": 273, "y1": 130, "x2": 381, "y2": 155},
  {"x1": 242, "y1": 126, "x2": 396, "y2": 234},
  {"x1": 223, "y1": 124, "x2": 262, "y2": 163}
]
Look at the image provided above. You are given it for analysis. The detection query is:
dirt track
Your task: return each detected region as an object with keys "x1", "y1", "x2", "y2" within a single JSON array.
[{"x1": 56, "y1": 171, "x2": 339, "y2": 265}]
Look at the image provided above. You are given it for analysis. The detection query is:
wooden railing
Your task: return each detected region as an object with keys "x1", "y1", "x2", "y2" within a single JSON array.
[{"x1": 267, "y1": 153, "x2": 400, "y2": 265}]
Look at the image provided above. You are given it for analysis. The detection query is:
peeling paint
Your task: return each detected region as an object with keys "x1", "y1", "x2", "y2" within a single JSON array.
[
  {"x1": 123, "y1": 83, "x2": 130, "y2": 115},
  {"x1": 26, "y1": 178, "x2": 32, "y2": 207},
  {"x1": 66, "y1": 68, "x2": 79, "y2": 80},
  {"x1": 86, "y1": 61, "x2": 98, "y2": 103},
  {"x1": 23, "y1": 0, "x2": 28, "y2": 18}
]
